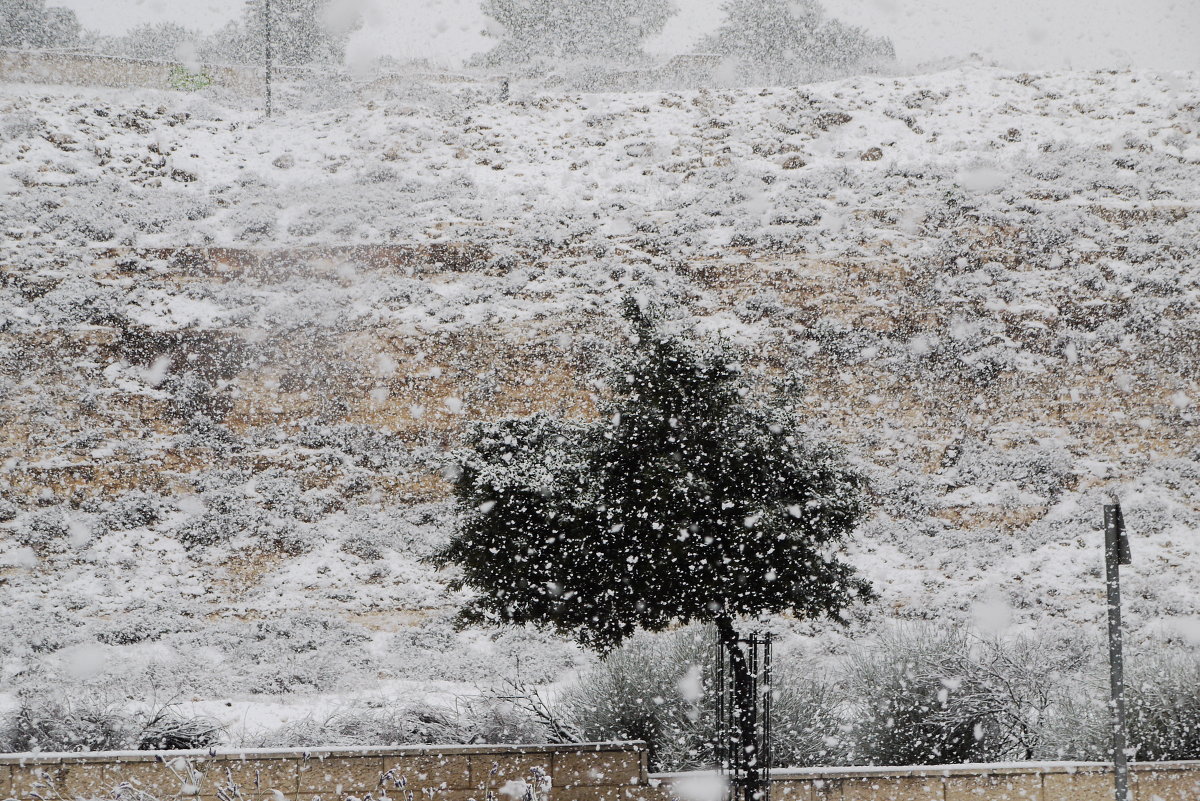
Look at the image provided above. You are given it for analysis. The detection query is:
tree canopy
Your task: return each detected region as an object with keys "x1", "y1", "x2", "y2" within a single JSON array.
[
  {"x1": 436, "y1": 300, "x2": 873, "y2": 653},
  {"x1": 702, "y1": 0, "x2": 895, "y2": 84},
  {"x1": 0, "y1": 0, "x2": 79, "y2": 49},
  {"x1": 202, "y1": 0, "x2": 362, "y2": 66},
  {"x1": 474, "y1": 0, "x2": 676, "y2": 68}
]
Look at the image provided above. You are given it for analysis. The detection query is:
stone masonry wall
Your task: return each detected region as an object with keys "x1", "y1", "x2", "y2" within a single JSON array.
[
  {"x1": 0, "y1": 50, "x2": 259, "y2": 94},
  {"x1": 659, "y1": 761, "x2": 1200, "y2": 801},
  {"x1": 4, "y1": 744, "x2": 1199, "y2": 801},
  {"x1": 0, "y1": 742, "x2": 653, "y2": 801}
]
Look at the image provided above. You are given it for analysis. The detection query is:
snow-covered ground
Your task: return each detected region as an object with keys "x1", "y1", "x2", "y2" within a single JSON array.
[{"x1": 1, "y1": 66, "x2": 1198, "y2": 742}]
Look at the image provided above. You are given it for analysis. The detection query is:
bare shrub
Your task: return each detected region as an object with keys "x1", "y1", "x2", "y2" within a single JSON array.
[
  {"x1": 4, "y1": 692, "x2": 134, "y2": 752},
  {"x1": 138, "y1": 709, "x2": 225, "y2": 751},
  {"x1": 844, "y1": 625, "x2": 994, "y2": 765},
  {"x1": 1127, "y1": 644, "x2": 1200, "y2": 760},
  {"x1": 844, "y1": 624, "x2": 1107, "y2": 764},
  {"x1": 556, "y1": 627, "x2": 843, "y2": 771},
  {"x1": 253, "y1": 698, "x2": 543, "y2": 748}
]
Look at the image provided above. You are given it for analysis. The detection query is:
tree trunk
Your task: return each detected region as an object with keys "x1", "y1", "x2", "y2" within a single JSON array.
[{"x1": 715, "y1": 616, "x2": 762, "y2": 801}]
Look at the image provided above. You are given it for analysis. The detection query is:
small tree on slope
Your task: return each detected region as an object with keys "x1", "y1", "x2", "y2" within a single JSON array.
[
  {"x1": 435, "y1": 300, "x2": 873, "y2": 784},
  {"x1": 702, "y1": 0, "x2": 894, "y2": 85},
  {"x1": 474, "y1": 0, "x2": 675, "y2": 67}
]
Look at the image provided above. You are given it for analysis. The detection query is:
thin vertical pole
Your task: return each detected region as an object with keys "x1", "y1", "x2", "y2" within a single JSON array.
[
  {"x1": 1104, "y1": 503, "x2": 1130, "y2": 801},
  {"x1": 715, "y1": 635, "x2": 725, "y2": 781},
  {"x1": 762, "y1": 634, "x2": 772, "y2": 800},
  {"x1": 715, "y1": 631, "x2": 773, "y2": 801},
  {"x1": 264, "y1": 0, "x2": 273, "y2": 117},
  {"x1": 748, "y1": 637, "x2": 758, "y2": 800}
]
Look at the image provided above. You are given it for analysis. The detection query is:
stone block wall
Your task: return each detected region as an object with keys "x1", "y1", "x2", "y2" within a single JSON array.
[
  {"x1": 0, "y1": 50, "x2": 259, "y2": 94},
  {"x1": 3, "y1": 746, "x2": 1199, "y2": 801},
  {"x1": 657, "y1": 762, "x2": 1200, "y2": 801},
  {"x1": 0, "y1": 742, "x2": 653, "y2": 801}
]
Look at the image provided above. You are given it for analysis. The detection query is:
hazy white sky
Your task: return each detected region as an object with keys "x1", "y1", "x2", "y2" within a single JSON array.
[{"x1": 59, "y1": 0, "x2": 1200, "y2": 71}]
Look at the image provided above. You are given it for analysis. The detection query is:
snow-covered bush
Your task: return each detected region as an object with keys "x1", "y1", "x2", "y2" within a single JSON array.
[
  {"x1": 254, "y1": 698, "x2": 543, "y2": 748},
  {"x1": 808, "y1": 317, "x2": 881, "y2": 364},
  {"x1": 1020, "y1": 640, "x2": 1200, "y2": 762},
  {"x1": 844, "y1": 625, "x2": 997, "y2": 765},
  {"x1": 295, "y1": 423, "x2": 409, "y2": 471},
  {"x1": 1127, "y1": 645, "x2": 1200, "y2": 760},
  {"x1": 734, "y1": 291, "x2": 792, "y2": 324},
  {"x1": 384, "y1": 618, "x2": 578, "y2": 686},
  {"x1": 163, "y1": 373, "x2": 234, "y2": 422},
  {"x1": 942, "y1": 439, "x2": 1075, "y2": 503},
  {"x1": 557, "y1": 627, "x2": 844, "y2": 771},
  {"x1": 474, "y1": 0, "x2": 675, "y2": 70},
  {"x1": 94, "y1": 604, "x2": 194, "y2": 646},
  {"x1": 201, "y1": 0, "x2": 362, "y2": 66},
  {"x1": 340, "y1": 532, "x2": 384, "y2": 561},
  {"x1": 0, "y1": 675, "x2": 227, "y2": 753},
  {"x1": 938, "y1": 632, "x2": 1097, "y2": 761},
  {"x1": 12, "y1": 509, "x2": 73, "y2": 555},
  {"x1": 0, "y1": 606, "x2": 82, "y2": 660},
  {"x1": 171, "y1": 475, "x2": 315, "y2": 555},
  {"x1": 844, "y1": 625, "x2": 1111, "y2": 764},
  {"x1": 137, "y1": 709, "x2": 225, "y2": 751},
  {"x1": 85, "y1": 22, "x2": 198, "y2": 62},
  {"x1": 557, "y1": 628, "x2": 711, "y2": 770},
  {"x1": 34, "y1": 276, "x2": 122, "y2": 328},
  {"x1": 99, "y1": 491, "x2": 164, "y2": 532},
  {"x1": 173, "y1": 494, "x2": 241, "y2": 549},
  {"x1": 2, "y1": 690, "x2": 133, "y2": 753},
  {"x1": 702, "y1": 0, "x2": 894, "y2": 86},
  {"x1": 203, "y1": 614, "x2": 373, "y2": 695},
  {"x1": 0, "y1": 0, "x2": 80, "y2": 48}
]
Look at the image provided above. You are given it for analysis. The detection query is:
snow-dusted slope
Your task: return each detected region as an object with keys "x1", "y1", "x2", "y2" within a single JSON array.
[{"x1": 1, "y1": 67, "x2": 1198, "y2": 734}]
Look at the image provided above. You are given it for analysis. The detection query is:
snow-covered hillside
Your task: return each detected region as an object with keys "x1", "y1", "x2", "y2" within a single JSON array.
[{"x1": 1, "y1": 66, "x2": 1198, "y2": 739}]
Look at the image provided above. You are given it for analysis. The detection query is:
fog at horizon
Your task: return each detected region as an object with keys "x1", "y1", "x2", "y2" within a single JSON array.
[{"x1": 57, "y1": 0, "x2": 1200, "y2": 72}]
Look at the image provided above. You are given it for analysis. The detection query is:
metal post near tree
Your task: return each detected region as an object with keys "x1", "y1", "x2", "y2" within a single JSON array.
[
  {"x1": 1104, "y1": 501, "x2": 1132, "y2": 801},
  {"x1": 714, "y1": 632, "x2": 773, "y2": 801}
]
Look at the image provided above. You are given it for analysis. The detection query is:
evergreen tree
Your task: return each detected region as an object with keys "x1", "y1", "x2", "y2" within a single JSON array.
[
  {"x1": 436, "y1": 300, "x2": 873, "y2": 791},
  {"x1": 90, "y1": 22, "x2": 197, "y2": 62},
  {"x1": 202, "y1": 0, "x2": 361, "y2": 66},
  {"x1": 702, "y1": 0, "x2": 894, "y2": 85},
  {"x1": 474, "y1": 0, "x2": 675, "y2": 67},
  {"x1": 0, "y1": 0, "x2": 79, "y2": 49}
]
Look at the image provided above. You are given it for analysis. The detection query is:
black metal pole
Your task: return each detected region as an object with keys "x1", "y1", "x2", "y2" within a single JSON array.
[
  {"x1": 715, "y1": 631, "x2": 773, "y2": 801},
  {"x1": 1104, "y1": 502, "x2": 1131, "y2": 801},
  {"x1": 748, "y1": 637, "x2": 759, "y2": 801},
  {"x1": 264, "y1": 0, "x2": 272, "y2": 117},
  {"x1": 762, "y1": 634, "x2": 772, "y2": 799},
  {"x1": 715, "y1": 635, "x2": 725, "y2": 780}
]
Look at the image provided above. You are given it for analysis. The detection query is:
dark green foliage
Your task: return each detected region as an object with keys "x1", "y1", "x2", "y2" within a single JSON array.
[
  {"x1": 437, "y1": 300, "x2": 872, "y2": 653},
  {"x1": 702, "y1": 0, "x2": 894, "y2": 84},
  {"x1": 475, "y1": 0, "x2": 675, "y2": 66}
]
